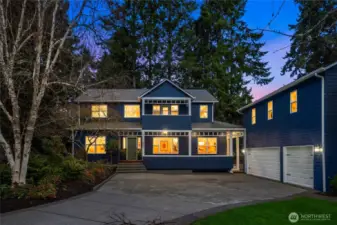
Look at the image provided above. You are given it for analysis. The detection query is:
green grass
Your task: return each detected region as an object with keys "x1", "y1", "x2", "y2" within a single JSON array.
[{"x1": 192, "y1": 197, "x2": 337, "y2": 225}]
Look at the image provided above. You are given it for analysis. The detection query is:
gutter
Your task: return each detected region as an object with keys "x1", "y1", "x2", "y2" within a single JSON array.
[{"x1": 314, "y1": 73, "x2": 326, "y2": 192}]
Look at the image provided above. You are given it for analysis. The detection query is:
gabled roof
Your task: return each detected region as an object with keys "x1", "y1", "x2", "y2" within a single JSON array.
[
  {"x1": 238, "y1": 61, "x2": 337, "y2": 113},
  {"x1": 75, "y1": 89, "x2": 146, "y2": 102},
  {"x1": 185, "y1": 89, "x2": 218, "y2": 102},
  {"x1": 138, "y1": 79, "x2": 195, "y2": 99}
]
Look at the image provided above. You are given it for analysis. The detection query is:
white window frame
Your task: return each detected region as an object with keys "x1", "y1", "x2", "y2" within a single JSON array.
[
  {"x1": 199, "y1": 105, "x2": 208, "y2": 119},
  {"x1": 153, "y1": 137, "x2": 179, "y2": 154},
  {"x1": 290, "y1": 90, "x2": 298, "y2": 114},
  {"x1": 85, "y1": 136, "x2": 106, "y2": 154},
  {"x1": 268, "y1": 101, "x2": 273, "y2": 120},
  {"x1": 197, "y1": 137, "x2": 217, "y2": 154},
  {"x1": 91, "y1": 104, "x2": 107, "y2": 118},
  {"x1": 124, "y1": 105, "x2": 140, "y2": 118}
]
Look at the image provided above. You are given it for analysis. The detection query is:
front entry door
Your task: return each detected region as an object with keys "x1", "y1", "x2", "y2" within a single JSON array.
[{"x1": 127, "y1": 137, "x2": 137, "y2": 160}]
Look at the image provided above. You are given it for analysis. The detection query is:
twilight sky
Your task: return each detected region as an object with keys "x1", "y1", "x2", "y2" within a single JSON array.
[{"x1": 242, "y1": 0, "x2": 299, "y2": 100}]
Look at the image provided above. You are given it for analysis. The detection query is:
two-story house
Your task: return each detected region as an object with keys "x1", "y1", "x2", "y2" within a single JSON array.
[
  {"x1": 238, "y1": 61, "x2": 337, "y2": 192},
  {"x1": 73, "y1": 79, "x2": 245, "y2": 171}
]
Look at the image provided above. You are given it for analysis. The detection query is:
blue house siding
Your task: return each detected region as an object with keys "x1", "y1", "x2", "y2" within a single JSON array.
[
  {"x1": 191, "y1": 103, "x2": 213, "y2": 122},
  {"x1": 143, "y1": 156, "x2": 233, "y2": 171},
  {"x1": 142, "y1": 82, "x2": 191, "y2": 98},
  {"x1": 324, "y1": 66, "x2": 337, "y2": 191},
  {"x1": 243, "y1": 77, "x2": 322, "y2": 148},
  {"x1": 242, "y1": 77, "x2": 323, "y2": 191},
  {"x1": 144, "y1": 136, "x2": 189, "y2": 155},
  {"x1": 142, "y1": 115, "x2": 191, "y2": 130},
  {"x1": 191, "y1": 137, "x2": 227, "y2": 155}
]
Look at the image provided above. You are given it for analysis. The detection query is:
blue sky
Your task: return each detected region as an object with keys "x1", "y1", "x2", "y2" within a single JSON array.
[{"x1": 243, "y1": 0, "x2": 299, "y2": 99}]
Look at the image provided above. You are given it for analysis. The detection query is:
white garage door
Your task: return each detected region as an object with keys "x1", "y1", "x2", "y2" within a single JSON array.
[
  {"x1": 247, "y1": 147, "x2": 281, "y2": 181},
  {"x1": 284, "y1": 146, "x2": 314, "y2": 188}
]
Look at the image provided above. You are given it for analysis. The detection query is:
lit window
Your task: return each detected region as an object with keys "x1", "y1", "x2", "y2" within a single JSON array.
[
  {"x1": 124, "y1": 105, "x2": 140, "y2": 118},
  {"x1": 268, "y1": 101, "x2": 273, "y2": 120},
  {"x1": 137, "y1": 137, "x2": 141, "y2": 150},
  {"x1": 198, "y1": 138, "x2": 217, "y2": 154},
  {"x1": 85, "y1": 136, "x2": 106, "y2": 154},
  {"x1": 153, "y1": 105, "x2": 160, "y2": 115},
  {"x1": 252, "y1": 108, "x2": 256, "y2": 125},
  {"x1": 91, "y1": 105, "x2": 107, "y2": 118},
  {"x1": 200, "y1": 105, "x2": 208, "y2": 118},
  {"x1": 171, "y1": 105, "x2": 179, "y2": 115},
  {"x1": 162, "y1": 106, "x2": 169, "y2": 115},
  {"x1": 290, "y1": 90, "x2": 297, "y2": 113},
  {"x1": 122, "y1": 137, "x2": 127, "y2": 149},
  {"x1": 153, "y1": 137, "x2": 178, "y2": 154}
]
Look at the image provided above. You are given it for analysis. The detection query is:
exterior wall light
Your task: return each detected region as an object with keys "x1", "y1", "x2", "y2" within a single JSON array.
[
  {"x1": 314, "y1": 145, "x2": 323, "y2": 152},
  {"x1": 241, "y1": 149, "x2": 245, "y2": 154}
]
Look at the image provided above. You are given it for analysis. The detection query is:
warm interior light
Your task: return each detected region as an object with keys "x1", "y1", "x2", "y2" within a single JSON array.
[{"x1": 162, "y1": 130, "x2": 168, "y2": 135}]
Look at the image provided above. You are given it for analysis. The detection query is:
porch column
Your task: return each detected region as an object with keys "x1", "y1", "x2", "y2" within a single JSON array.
[
  {"x1": 142, "y1": 130, "x2": 145, "y2": 157},
  {"x1": 229, "y1": 131, "x2": 233, "y2": 156},
  {"x1": 188, "y1": 131, "x2": 192, "y2": 156},
  {"x1": 226, "y1": 132, "x2": 230, "y2": 155},
  {"x1": 244, "y1": 129, "x2": 247, "y2": 173},
  {"x1": 236, "y1": 135, "x2": 240, "y2": 170}
]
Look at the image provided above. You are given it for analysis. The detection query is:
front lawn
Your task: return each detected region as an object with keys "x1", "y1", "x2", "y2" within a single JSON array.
[{"x1": 193, "y1": 197, "x2": 337, "y2": 225}]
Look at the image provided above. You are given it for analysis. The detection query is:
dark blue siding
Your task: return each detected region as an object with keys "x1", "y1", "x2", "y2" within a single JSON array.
[
  {"x1": 243, "y1": 77, "x2": 322, "y2": 148},
  {"x1": 242, "y1": 77, "x2": 323, "y2": 191},
  {"x1": 191, "y1": 137, "x2": 226, "y2": 155},
  {"x1": 314, "y1": 152, "x2": 323, "y2": 191},
  {"x1": 143, "y1": 156, "x2": 233, "y2": 171},
  {"x1": 142, "y1": 115, "x2": 191, "y2": 130},
  {"x1": 143, "y1": 81, "x2": 191, "y2": 98},
  {"x1": 191, "y1": 103, "x2": 213, "y2": 122},
  {"x1": 144, "y1": 136, "x2": 188, "y2": 155},
  {"x1": 324, "y1": 65, "x2": 337, "y2": 191}
]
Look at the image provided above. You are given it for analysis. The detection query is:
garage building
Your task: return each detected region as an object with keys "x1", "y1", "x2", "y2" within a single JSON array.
[{"x1": 238, "y1": 62, "x2": 337, "y2": 192}]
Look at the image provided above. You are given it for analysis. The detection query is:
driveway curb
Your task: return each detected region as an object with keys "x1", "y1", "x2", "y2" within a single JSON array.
[{"x1": 167, "y1": 192, "x2": 309, "y2": 225}]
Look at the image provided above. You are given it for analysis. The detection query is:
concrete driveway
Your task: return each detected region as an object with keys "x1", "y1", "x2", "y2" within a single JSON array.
[{"x1": 1, "y1": 173, "x2": 305, "y2": 225}]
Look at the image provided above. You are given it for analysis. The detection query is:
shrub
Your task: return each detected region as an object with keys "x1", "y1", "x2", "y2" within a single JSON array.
[
  {"x1": 82, "y1": 169, "x2": 95, "y2": 184},
  {"x1": 0, "y1": 184, "x2": 12, "y2": 199},
  {"x1": 39, "y1": 175, "x2": 62, "y2": 186},
  {"x1": 330, "y1": 175, "x2": 337, "y2": 194},
  {"x1": 61, "y1": 158, "x2": 86, "y2": 180},
  {"x1": 27, "y1": 183, "x2": 57, "y2": 199},
  {"x1": 0, "y1": 164, "x2": 12, "y2": 185},
  {"x1": 11, "y1": 185, "x2": 31, "y2": 199}
]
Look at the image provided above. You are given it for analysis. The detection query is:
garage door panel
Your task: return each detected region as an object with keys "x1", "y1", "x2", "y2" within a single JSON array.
[
  {"x1": 247, "y1": 148, "x2": 280, "y2": 181},
  {"x1": 284, "y1": 146, "x2": 314, "y2": 188}
]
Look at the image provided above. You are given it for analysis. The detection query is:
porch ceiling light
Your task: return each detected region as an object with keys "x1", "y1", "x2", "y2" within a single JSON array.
[{"x1": 162, "y1": 130, "x2": 168, "y2": 135}]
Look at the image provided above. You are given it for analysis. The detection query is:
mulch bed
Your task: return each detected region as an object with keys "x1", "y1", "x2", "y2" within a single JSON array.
[{"x1": 0, "y1": 172, "x2": 115, "y2": 214}]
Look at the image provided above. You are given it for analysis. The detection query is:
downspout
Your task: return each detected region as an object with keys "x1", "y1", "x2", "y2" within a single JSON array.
[{"x1": 314, "y1": 73, "x2": 326, "y2": 192}]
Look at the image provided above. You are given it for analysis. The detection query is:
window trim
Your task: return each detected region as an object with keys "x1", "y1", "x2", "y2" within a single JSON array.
[
  {"x1": 171, "y1": 105, "x2": 179, "y2": 115},
  {"x1": 91, "y1": 104, "x2": 107, "y2": 118},
  {"x1": 268, "y1": 101, "x2": 273, "y2": 120},
  {"x1": 199, "y1": 105, "x2": 208, "y2": 119},
  {"x1": 85, "y1": 136, "x2": 106, "y2": 154},
  {"x1": 124, "y1": 105, "x2": 140, "y2": 118},
  {"x1": 197, "y1": 137, "x2": 217, "y2": 154},
  {"x1": 252, "y1": 108, "x2": 256, "y2": 125},
  {"x1": 152, "y1": 137, "x2": 179, "y2": 154},
  {"x1": 290, "y1": 90, "x2": 298, "y2": 114},
  {"x1": 152, "y1": 105, "x2": 161, "y2": 115}
]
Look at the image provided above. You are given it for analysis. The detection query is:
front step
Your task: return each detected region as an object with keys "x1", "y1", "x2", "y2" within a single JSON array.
[{"x1": 116, "y1": 162, "x2": 147, "y2": 173}]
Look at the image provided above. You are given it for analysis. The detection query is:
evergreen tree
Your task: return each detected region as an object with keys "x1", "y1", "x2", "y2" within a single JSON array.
[
  {"x1": 281, "y1": 0, "x2": 337, "y2": 78},
  {"x1": 181, "y1": 0, "x2": 272, "y2": 123}
]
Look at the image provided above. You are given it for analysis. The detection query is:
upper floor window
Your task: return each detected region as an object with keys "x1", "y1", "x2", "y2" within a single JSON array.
[
  {"x1": 152, "y1": 105, "x2": 179, "y2": 116},
  {"x1": 200, "y1": 105, "x2": 208, "y2": 118},
  {"x1": 91, "y1": 105, "x2": 107, "y2": 118},
  {"x1": 268, "y1": 101, "x2": 273, "y2": 120},
  {"x1": 153, "y1": 105, "x2": 160, "y2": 115},
  {"x1": 290, "y1": 90, "x2": 297, "y2": 113},
  {"x1": 85, "y1": 136, "x2": 106, "y2": 154},
  {"x1": 171, "y1": 105, "x2": 179, "y2": 115},
  {"x1": 252, "y1": 108, "x2": 256, "y2": 125},
  {"x1": 198, "y1": 137, "x2": 217, "y2": 154},
  {"x1": 124, "y1": 105, "x2": 140, "y2": 118}
]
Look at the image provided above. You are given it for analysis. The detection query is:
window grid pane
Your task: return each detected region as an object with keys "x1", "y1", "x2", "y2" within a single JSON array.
[
  {"x1": 124, "y1": 105, "x2": 140, "y2": 118},
  {"x1": 86, "y1": 136, "x2": 106, "y2": 154},
  {"x1": 152, "y1": 137, "x2": 179, "y2": 154},
  {"x1": 200, "y1": 105, "x2": 208, "y2": 118},
  {"x1": 91, "y1": 105, "x2": 108, "y2": 118},
  {"x1": 198, "y1": 137, "x2": 217, "y2": 154}
]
